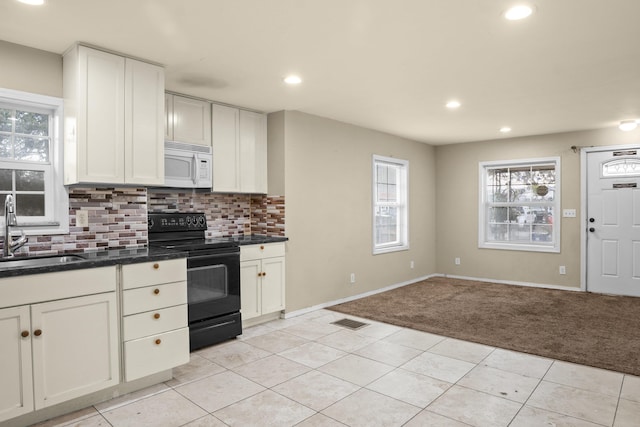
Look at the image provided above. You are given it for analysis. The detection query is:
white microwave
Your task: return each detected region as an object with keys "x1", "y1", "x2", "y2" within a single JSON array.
[{"x1": 164, "y1": 141, "x2": 213, "y2": 188}]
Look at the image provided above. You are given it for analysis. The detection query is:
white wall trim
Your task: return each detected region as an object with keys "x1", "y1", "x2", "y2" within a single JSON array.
[
  {"x1": 282, "y1": 274, "x2": 437, "y2": 319},
  {"x1": 440, "y1": 273, "x2": 583, "y2": 292}
]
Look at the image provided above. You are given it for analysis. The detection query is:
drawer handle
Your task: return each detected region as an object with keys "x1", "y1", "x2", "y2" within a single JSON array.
[
  {"x1": 153, "y1": 263, "x2": 159, "y2": 270},
  {"x1": 34, "y1": 329, "x2": 42, "y2": 337},
  {"x1": 21, "y1": 330, "x2": 29, "y2": 338},
  {"x1": 155, "y1": 339, "x2": 162, "y2": 345},
  {"x1": 153, "y1": 288, "x2": 160, "y2": 295},
  {"x1": 154, "y1": 313, "x2": 161, "y2": 319},
  {"x1": 260, "y1": 245, "x2": 265, "y2": 250}
]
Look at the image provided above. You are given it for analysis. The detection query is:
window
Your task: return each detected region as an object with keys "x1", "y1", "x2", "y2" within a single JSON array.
[
  {"x1": 373, "y1": 155, "x2": 408, "y2": 254},
  {"x1": 479, "y1": 157, "x2": 560, "y2": 253},
  {"x1": 0, "y1": 88, "x2": 68, "y2": 234}
]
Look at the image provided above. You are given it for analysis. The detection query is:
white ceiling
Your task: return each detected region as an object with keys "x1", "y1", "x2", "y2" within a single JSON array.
[{"x1": 2, "y1": 0, "x2": 640, "y2": 145}]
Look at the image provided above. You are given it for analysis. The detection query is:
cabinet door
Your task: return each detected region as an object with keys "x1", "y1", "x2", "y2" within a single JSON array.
[
  {"x1": 239, "y1": 110, "x2": 268, "y2": 193},
  {"x1": 31, "y1": 293, "x2": 119, "y2": 409},
  {"x1": 125, "y1": 59, "x2": 165, "y2": 185},
  {"x1": 77, "y1": 46, "x2": 125, "y2": 183},
  {"x1": 0, "y1": 306, "x2": 34, "y2": 422},
  {"x1": 172, "y1": 95, "x2": 211, "y2": 146},
  {"x1": 211, "y1": 103, "x2": 240, "y2": 192},
  {"x1": 240, "y1": 260, "x2": 262, "y2": 320},
  {"x1": 261, "y1": 257, "x2": 286, "y2": 314}
]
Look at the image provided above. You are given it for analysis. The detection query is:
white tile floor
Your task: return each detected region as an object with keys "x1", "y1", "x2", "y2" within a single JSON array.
[{"x1": 34, "y1": 309, "x2": 640, "y2": 427}]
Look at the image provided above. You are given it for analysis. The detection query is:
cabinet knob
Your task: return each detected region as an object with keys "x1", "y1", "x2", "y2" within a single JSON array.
[
  {"x1": 155, "y1": 339, "x2": 162, "y2": 345},
  {"x1": 21, "y1": 330, "x2": 29, "y2": 338},
  {"x1": 153, "y1": 263, "x2": 159, "y2": 270},
  {"x1": 262, "y1": 272, "x2": 267, "y2": 277},
  {"x1": 34, "y1": 329, "x2": 42, "y2": 337},
  {"x1": 153, "y1": 288, "x2": 160, "y2": 295},
  {"x1": 154, "y1": 313, "x2": 160, "y2": 319},
  {"x1": 260, "y1": 245, "x2": 265, "y2": 250}
]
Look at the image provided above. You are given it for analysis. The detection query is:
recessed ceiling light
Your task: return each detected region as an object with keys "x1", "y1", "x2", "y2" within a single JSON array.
[
  {"x1": 446, "y1": 100, "x2": 461, "y2": 109},
  {"x1": 17, "y1": 0, "x2": 45, "y2": 5},
  {"x1": 500, "y1": 127, "x2": 512, "y2": 133},
  {"x1": 619, "y1": 120, "x2": 638, "y2": 131},
  {"x1": 504, "y1": 5, "x2": 533, "y2": 20},
  {"x1": 283, "y1": 75, "x2": 302, "y2": 85}
]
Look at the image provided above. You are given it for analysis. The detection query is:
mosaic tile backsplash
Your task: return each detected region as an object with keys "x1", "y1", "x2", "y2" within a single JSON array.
[{"x1": 2, "y1": 187, "x2": 285, "y2": 257}]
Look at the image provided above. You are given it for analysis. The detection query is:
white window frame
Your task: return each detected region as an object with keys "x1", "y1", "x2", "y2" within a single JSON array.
[
  {"x1": 0, "y1": 88, "x2": 68, "y2": 235},
  {"x1": 478, "y1": 157, "x2": 560, "y2": 253},
  {"x1": 372, "y1": 155, "x2": 409, "y2": 254}
]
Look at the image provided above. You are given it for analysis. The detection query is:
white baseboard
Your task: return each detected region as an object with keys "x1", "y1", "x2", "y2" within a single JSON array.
[
  {"x1": 440, "y1": 273, "x2": 582, "y2": 292},
  {"x1": 283, "y1": 273, "x2": 581, "y2": 319},
  {"x1": 283, "y1": 274, "x2": 437, "y2": 319}
]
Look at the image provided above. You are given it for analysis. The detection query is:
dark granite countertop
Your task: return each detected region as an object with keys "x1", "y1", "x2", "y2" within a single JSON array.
[
  {"x1": 224, "y1": 234, "x2": 289, "y2": 245},
  {"x1": 0, "y1": 247, "x2": 187, "y2": 278}
]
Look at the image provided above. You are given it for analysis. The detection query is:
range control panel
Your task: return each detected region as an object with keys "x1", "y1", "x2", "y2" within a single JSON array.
[{"x1": 148, "y1": 212, "x2": 207, "y2": 232}]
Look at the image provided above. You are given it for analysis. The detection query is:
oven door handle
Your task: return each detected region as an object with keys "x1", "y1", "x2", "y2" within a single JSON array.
[{"x1": 188, "y1": 252, "x2": 239, "y2": 262}]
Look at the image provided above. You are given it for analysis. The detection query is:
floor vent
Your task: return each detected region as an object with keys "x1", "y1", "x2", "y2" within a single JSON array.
[{"x1": 332, "y1": 318, "x2": 369, "y2": 330}]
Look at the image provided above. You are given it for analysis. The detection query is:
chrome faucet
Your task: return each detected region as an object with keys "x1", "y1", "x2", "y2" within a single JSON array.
[{"x1": 3, "y1": 195, "x2": 28, "y2": 258}]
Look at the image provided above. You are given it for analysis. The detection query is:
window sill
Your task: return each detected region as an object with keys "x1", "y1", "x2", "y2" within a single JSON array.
[
  {"x1": 479, "y1": 242, "x2": 560, "y2": 253},
  {"x1": 373, "y1": 244, "x2": 409, "y2": 255}
]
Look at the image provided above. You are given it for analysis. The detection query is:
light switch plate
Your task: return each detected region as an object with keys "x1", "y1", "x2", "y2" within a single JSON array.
[
  {"x1": 562, "y1": 209, "x2": 577, "y2": 218},
  {"x1": 76, "y1": 210, "x2": 89, "y2": 227}
]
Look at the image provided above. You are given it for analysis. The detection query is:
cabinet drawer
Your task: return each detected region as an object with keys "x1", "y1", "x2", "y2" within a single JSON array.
[
  {"x1": 122, "y1": 281, "x2": 187, "y2": 315},
  {"x1": 124, "y1": 327, "x2": 189, "y2": 382},
  {"x1": 123, "y1": 304, "x2": 187, "y2": 341},
  {"x1": 122, "y1": 258, "x2": 187, "y2": 290},
  {"x1": 240, "y1": 242, "x2": 285, "y2": 261}
]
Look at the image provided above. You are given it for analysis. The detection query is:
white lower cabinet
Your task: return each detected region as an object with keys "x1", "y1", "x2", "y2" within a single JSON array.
[
  {"x1": 121, "y1": 259, "x2": 189, "y2": 382},
  {"x1": 0, "y1": 306, "x2": 33, "y2": 422},
  {"x1": 240, "y1": 243, "x2": 286, "y2": 321},
  {"x1": 0, "y1": 291, "x2": 119, "y2": 423}
]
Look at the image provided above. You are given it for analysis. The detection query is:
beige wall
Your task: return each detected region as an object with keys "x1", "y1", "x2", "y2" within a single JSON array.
[
  {"x1": 0, "y1": 40, "x2": 62, "y2": 97},
  {"x1": 273, "y1": 111, "x2": 437, "y2": 312},
  {"x1": 434, "y1": 128, "x2": 640, "y2": 287}
]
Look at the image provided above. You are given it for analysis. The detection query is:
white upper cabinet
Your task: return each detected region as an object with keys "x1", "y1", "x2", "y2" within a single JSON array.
[
  {"x1": 211, "y1": 103, "x2": 239, "y2": 192},
  {"x1": 212, "y1": 104, "x2": 267, "y2": 193},
  {"x1": 63, "y1": 45, "x2": 164, "y2": 186},
  {"x1": 165, "y1": 94, "x2": 211, "y2": 146},
  {"x1": 125, "y1": 59, "x2": 165, "y2": 184}
]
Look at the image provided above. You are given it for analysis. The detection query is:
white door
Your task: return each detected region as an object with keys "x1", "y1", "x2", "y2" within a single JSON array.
[{"x1": 587, "y1": 148, "x2": 640, "y2": 296}]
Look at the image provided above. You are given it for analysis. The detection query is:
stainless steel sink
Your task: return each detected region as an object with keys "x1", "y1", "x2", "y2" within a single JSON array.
[{"x1": 0, "y1": 254, "x2": 86, "y2": 269}]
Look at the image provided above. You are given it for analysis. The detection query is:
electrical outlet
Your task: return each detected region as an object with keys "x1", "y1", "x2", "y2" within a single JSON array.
[
  {"x1": 76, "y1": 210, "x2": 89, "y2": 227},
  {"x1": 559, "y1": 265, "x2": 566, "y2": 275},
  {"x1": 350, "y1": 273, "x2": 356, "y2": 284},
  {"x1": 455, "y1": 257, "x2": 461, "y2": 265},
  {"x1": 410, "y1": 260, "x2": 414, "y2": 269}
]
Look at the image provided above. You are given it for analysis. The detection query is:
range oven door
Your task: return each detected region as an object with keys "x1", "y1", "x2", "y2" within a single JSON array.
[{"x1": 186, "y1": 248, "x2": 240, "y2": 324}]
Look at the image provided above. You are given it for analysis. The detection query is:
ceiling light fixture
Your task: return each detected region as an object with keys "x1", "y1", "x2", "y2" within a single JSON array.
[
  {"x1": 17, "y1": 0, "x2": 45, "y2": 5},
  {"x1": 283, "y1": 75, "x2": 302, "y2": 85},
  {"x1": 500, "y1": 127, "x2": 512, "y2": 133},
  {"x1": 619, "y1": 120, "x2": 638, "y2": 131},
  {"x1": 504, "y1": 5, "x2": 533, "y2": 20},
  {"x1": 446, "y1": 100, "x2": 461, "y2": 109}
]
